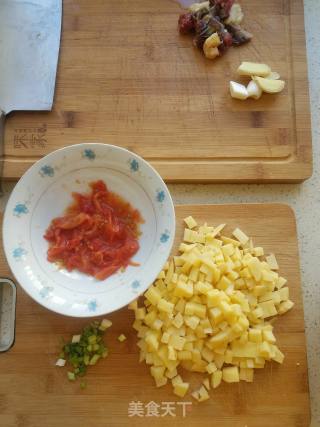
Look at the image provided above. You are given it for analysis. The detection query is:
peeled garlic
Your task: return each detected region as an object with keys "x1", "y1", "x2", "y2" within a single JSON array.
[
  {"x1": 265, "y1": 71, "x2": 281, "y2": 80},
  {"x1": 230, "y1": 81, "x2": 248, "y2": 100},
  {"x1": 237, "y1": 62, "x2": 271, "y2": 77},
  {"x1": 247, "y1": 80, "x2": 263, "y2": 100},
  {"x1": 253, "y1": 76, "x2": 285, "y2": 94}
]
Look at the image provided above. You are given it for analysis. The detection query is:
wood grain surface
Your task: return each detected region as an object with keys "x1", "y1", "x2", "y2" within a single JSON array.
[
  {"x1": 0, "y1": 204, "x2": 310, "y2": 426},
  {"x1": 2, "y1": 0, "x2": 312, "y2": 182}
]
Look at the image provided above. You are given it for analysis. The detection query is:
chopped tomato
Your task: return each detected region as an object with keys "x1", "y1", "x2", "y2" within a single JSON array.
[{"x1": 44, "y1": 180, "x2": 143, "y2": 280}]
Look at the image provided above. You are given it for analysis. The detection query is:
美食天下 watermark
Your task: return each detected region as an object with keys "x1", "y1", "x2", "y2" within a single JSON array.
[{"x1": 128, "y1": 400, "x2": 192, "y2": 417}]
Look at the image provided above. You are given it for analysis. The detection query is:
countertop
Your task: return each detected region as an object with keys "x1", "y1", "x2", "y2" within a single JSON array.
[{"x1": 1, "y1": 0, "x2": 319, "y2": 425}]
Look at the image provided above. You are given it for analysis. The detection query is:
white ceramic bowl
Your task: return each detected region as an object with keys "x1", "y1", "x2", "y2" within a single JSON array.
[{"x1": 3, "y1": 143, "x2": 175, "y2": 317}]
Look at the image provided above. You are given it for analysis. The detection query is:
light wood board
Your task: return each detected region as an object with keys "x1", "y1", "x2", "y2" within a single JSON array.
[
  {"x1": 2, "y1": 0, "x2": 312, "y2": 182},
  {"x1": 0, "y1": 204, "x2": 310, "y2": 426}
]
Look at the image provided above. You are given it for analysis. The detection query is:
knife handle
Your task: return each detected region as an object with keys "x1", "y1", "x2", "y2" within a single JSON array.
[{"x1": 0, "y1": 110, "x2": 5, "y2": 196}]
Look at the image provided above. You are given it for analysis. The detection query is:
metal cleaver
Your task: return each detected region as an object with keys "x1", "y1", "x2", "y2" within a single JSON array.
[{"x1": 0, "y1": 0, "x2": 62, "y2": 175}]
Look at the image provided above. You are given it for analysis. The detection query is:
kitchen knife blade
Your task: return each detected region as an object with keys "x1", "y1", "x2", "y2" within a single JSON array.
[{"x1": 0, "y1": 0, "x2": 62, "y2": 188}]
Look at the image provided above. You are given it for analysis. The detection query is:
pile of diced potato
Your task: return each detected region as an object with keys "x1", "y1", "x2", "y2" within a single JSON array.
[{"x1": 129, "y1": 217, "x2": 294, "y2": 402}]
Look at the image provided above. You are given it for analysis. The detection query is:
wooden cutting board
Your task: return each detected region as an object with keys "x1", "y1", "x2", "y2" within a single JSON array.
[
  {"x1": 0, "y1": 204, "x2": 310, "y2": 427},
  {"x1": 2, "y1": 0, "x2": 312, "y2": 183}
]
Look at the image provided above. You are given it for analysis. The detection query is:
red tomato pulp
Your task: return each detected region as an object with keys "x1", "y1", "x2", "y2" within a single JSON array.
[{"x1": 44, "y1": 180, "x2": 143, "y2": 280}]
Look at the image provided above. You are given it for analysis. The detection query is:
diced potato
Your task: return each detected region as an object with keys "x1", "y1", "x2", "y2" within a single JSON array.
[
  {"x1": 118, "y1": 334, "x2": 127, "y2": 342},
  {"x1": 279, "y1": 287, "x2": 289, "y2": 302},
  {"x1": 145, "y1": 287, "x2": 162, "y2": 306},
  {"x1": 184, "y1": 216, "x2": 198, "y2": 229},
  {"x1": 158, "y1": 299, "x2": 174, "y2": 314},
  {"x1": 248, "y1": 328, "x2": 262, "y2": 343},
  {"x1": 174, "y1": 382, "x2": 190, "y2": 397},
  {"x1": 132, "y1": 219, "x2": 292, "y2": 402},
  {"x1": 278, "y1": 300, "x2": 294, "y2": 315},
  {"x1": 259, "y1": 301, "x2": 277, "y2": 318},
  {"x1": 211, "y1": 370, "x2": 222, "y2": 388},
  {"x1": 197, "y1": 385, "x2": 210, "y2": 402},
  {"x1": 232, "y1": 228, "x2": 249, "y2": 246},
  {"x1": 266, "y1": 253, "x2": 279, "y2": 270},
  {"x1": 239, "y1": 367, "x2": 254, "y2": 382},
  {"x1": 169, "y1": 335, "x2": 186, "y2": 351},
  {"x1": 155, "y1": 376, "x2": 168, "y2": 388},
  {"x1": 222, "y1": 366, "x2": 240, "y2": 383}
]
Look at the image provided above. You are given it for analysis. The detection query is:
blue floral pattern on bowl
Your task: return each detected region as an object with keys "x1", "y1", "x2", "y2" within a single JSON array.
[
  {"x1": 88, "y1": 300, "x2": 98, "y2": 312},
  {"x1": 40, "y1": 286, "x2": 54, "y2": 299},
  {"x1": 156, "y1": 190, "x2": 165, "y2": 203},
  {"x1": 13, "y1": 203, "x2": 29, "y2": 217},
  {"x1": 131, "y1": 280, "x2": 140, "y2": 289},
  {"x1": 129, "y1": 159, "x2": 139, "y2": 172},
  {"x1": 39, "y1": 165, "x2": 54, "y2": 177},
  {"x1": 160, "y1": 230, "x2": 170, "y2": 243},
  {"x1": 12, "y1": 247, "x2": 27, "y2": 260},
  {"x1": 82, "y1": 149, "x2": 96, "y2": 161}
]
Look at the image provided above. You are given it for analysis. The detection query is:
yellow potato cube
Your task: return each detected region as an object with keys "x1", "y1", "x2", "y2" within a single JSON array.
[
  {"x1": 239, "y1": 367, "x2": 254, "y2": 382},
  {"x1": 276, "y1": 276, "x2": 287, "y2": 289},
  {"x1": 165, "y1": 368, "x2": 178, "y2": 379},
  {"x1": 185, "y1": 302, "x2": 206, "y2": 319},
  {"x1": 202, "y1": 347, "x2": 214, "y2": 363},
  {"x1": 259, "y1": 301, "x2": 277, "y2": 318},
  {"x1": 198, "y1": 385, "x2": 210, "y2": 402},
  {"x1": 168, "y1": 345, "x2": 177, "y2": 361},
  {"x1": 266, "y1": 253, "x2": 279, "y2": 270},
  {"x1": 174, "y1": 280, "x2": 193, "y2": 299},
  {"x1": 248, "y1": 328, "x2": 262, "y2": 343},
  {"x1": 169, "y1": 335, "x2": 186, "y2": 351},
  {"x1": 189, "y1": 266, "x2": 200, "y2": 282},
  {"x1": 172, "y1": 312, "x2": 184, "y2": 329},
  {"x1": 247, "y1": 257, "x2": 262, "y2": 282},
  {"x1": 195, "y1": 281, "x2": 212, "y2": 295},
  {"x1": 135, "y1": 307, "x2": 146, "y2": 320},
  {"x1": 278, "y1": 300, "x2": 294, "y2": 314},
  {"x1": 253, "y1": 247, "x2": 264, "y2": 257},
  {"x1": 161, "y1": 332, "x2": 171, "y2": 344},
  {"x1": 232, "y1": 228, "x2": 249, "y2": 246},
  {"x1": 151, "y1": 366, "x2": 166, "y2": 380},
  {"x1": 155, "y1": 377, "x2": 168, "y2": 388},
  {"x1": 145, "y1": 332, "x2": 159, "y2": 352},
  {"x1": 272, "y1": 346, "x2": 285, "y2": 364},
  {"x1": 145, "y1": 286, "x2": 162, "y2": 306},
  {"x1": 184, "y1": 216, "x2": 198, "y2": 229},
  {"x1": 231, "y1": 342, "x2": 258, "y2": 358},
  {"x1": 192, "y1": 349, "x2": 202, "y2": 363},
  {"x1": 262, "y1": 329, "x2": 276, "y2": 344},
  {"x1": 279, "y1": 287, "x2": 289, "y2": 302},
  {"x1": 128, "y1": 300, "x2": 138, "y2": 311},
  {"x1": 211, "y1": 370, "x2": 223, "y2": 388},
  {"x1": 152, "y1": 319, "x2": 163, "y2": 331},
  {"x1": 178, "y1": 350, "x2": 192, "y2": 361},
  {"x1": 158, "y1": 298, "x2": 174, "y2": 314},
  {"x1": 172, "y1": 375, "x2": 183, "y2": 386},
  {"x1": 223, "y1": 366, "x2": 240, "y2": 383},
  {"x1": 174, "y1": 382, "x2": 190, "y2": 397}
]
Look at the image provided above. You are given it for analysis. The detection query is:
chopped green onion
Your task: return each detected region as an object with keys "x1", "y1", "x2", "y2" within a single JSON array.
[
  {"x1": 67, "y1": 372, "x2": 76, "y2": 381},
  {"x1": 58, "y1": 319, "x2": 110, "y2": 384},
  {"x1": 89, "y1": 354, "x2": 100, "y2": 365},
  {"x1": 80, "y1": 381, "x2": 87, "y2": 390},
  {"x1": 88, "y1": 335, "x2": 97, "y2": 345}
]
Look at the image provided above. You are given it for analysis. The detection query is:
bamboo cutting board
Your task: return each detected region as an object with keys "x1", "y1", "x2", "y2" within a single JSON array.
[
  {"x1": 2, "y1": 0, "x2": 312, "y2": 182},
  {"x1": 0, "y1": 204, "x2": 310, "y2": 427}
]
